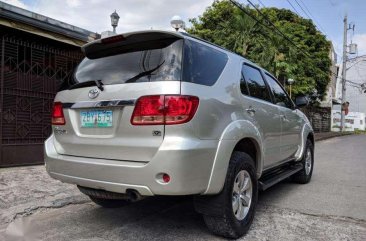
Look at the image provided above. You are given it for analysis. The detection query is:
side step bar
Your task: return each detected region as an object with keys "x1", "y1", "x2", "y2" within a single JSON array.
[{"x1": 259, "y1": 163, "x2": 303, "y2": 191}]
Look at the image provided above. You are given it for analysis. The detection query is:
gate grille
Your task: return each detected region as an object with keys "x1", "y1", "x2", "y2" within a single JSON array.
[{"x1": 0, "y1": 29, "x2": 83, "y2": 167}]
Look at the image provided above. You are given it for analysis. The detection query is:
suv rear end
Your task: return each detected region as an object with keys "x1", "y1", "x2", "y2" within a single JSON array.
[
  {"x1": 45, "y1": 30, "x2": 315, "y2": 239},
  {"x1": 44, "y1": 30, "x2": 228, "y2": 196}
]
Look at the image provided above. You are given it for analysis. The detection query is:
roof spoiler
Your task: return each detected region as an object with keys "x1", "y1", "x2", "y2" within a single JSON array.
[{"x1": 81, "y1": 30, "x2": 184, "y2": 59}]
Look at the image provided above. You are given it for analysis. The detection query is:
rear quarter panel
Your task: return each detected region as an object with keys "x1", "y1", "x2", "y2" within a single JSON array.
[{"x1": 178, "y1": 53, "x2": 265, "y2": 194}]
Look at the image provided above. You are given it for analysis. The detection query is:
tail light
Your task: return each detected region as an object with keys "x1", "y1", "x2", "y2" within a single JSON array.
[
  {"x1": 52, "y1": 102, "x2": 65, "y2": 125},
  {"x1": 131, "y1": 95, "x2": 199, "y2": 125}
]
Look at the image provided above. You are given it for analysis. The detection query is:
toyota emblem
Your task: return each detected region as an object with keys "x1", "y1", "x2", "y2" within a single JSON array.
[{"x1": 88, "y1": 88, "x2": 100, "y2": 99}]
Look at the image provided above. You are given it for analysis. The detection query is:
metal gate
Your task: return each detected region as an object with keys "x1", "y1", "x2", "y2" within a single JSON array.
[{"x1": 0, "y1": 33, "x2": 83, "y2": 167}]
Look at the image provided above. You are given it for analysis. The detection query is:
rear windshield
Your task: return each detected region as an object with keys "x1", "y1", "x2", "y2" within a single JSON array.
[
  {"x1": 62, "y1": 37, "x2": 228, "y2": 90},
  {"x1": 70, "y1": 39, "x2": 183, "y2": 87}
]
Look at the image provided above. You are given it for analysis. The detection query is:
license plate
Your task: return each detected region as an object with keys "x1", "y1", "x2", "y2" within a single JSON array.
[{"x1": 80, "y1": 110, "x2": 113, "y2": 128}]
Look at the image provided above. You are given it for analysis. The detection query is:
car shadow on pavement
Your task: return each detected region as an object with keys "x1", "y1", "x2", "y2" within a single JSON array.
[
  {"x1": 43, "y1": 181, "x2": 299, "y2": 241},
  {"x1": 75, "y1": 181, "x2": 299, "y2": 240},
  {"x1": 36, "y1": 196, "x2": 220, "y2": 241}
]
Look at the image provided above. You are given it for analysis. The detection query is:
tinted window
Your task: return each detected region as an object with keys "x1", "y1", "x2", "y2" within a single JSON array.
[
  {"x1": 265, "y1": 74, "x2": 293, "y2": 108},
  {"x1": 242, "y1": 65, "x2": 271, "y2": 101},
  {"x1": 240, "y1": 65, "x2": 249, "y2": 95},
  {"x1": 71, "y1": 39, "x2": 183, "y2": 87},
  {"x1": 183, "y1": 40, "x2": 228, "y2": 86}
]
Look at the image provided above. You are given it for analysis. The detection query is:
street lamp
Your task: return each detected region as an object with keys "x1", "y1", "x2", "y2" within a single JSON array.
[
  {"x1": 170, "y1": 15, "x2": 185, "y2": 31},
  {"x1": 287, "y1": 78, "x2": 295, "y2": 98},
  {"x1": 110, "y1": 10, "x2": 120, "y2": 34}
]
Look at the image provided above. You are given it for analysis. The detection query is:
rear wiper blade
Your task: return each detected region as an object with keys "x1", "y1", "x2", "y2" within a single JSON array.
[
  {"x1": 69, "y1": 79, "x2": 104, "y2": 91},
  {"x1": 94, "y1": 79, "x2": 104, "y2": 91},
  {"x1": 125, "y1": 61, "x2": 165, "y2": 83}
]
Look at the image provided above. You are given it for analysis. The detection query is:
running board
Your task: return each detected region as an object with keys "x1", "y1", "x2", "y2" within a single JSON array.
[{"x1": 259, "y1": 163, "x2": 303, "y2": 191}]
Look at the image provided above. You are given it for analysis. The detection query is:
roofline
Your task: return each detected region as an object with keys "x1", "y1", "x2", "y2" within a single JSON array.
[
  {"x1": 82, "y1": 30, "x2": 184, "y2": 58},
  {"x1": 82, "y1": 29, "x2": 261, "y2": 69},
  {"x1": 0, "y1": 1, "x2": 100, "y2": 42},
  {"x1": 181, "y1": 32, "x2": 257, "y2": 65},
  {"x1": 181, "y1": 32, "x2": 237, "y2": 55},
  {"x1": 84, "y1": 30, "x2": 240, "y2": 58}
]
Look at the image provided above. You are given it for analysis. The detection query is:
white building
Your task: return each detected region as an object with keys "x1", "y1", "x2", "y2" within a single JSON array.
[
  {"x1": 331, "y1": 110, "x2": 366, "y2": 132},
  {"x1": 334, "y1": 55, "x2": 366, "y2": 113}
]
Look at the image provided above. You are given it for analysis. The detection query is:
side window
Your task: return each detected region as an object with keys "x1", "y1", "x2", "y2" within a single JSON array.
[
  {"x1": 240, "y1": 65, "x2": 249, "y2": 95},
  {"x1": 242, "y1": 64, "x2": 271, "y2": 102},
  {"x1": 265, "y1": 74, "x2": 293, "y2": 109},
  {"x1": 183, "y1": 40, "x2": 228, "y2": 86}
]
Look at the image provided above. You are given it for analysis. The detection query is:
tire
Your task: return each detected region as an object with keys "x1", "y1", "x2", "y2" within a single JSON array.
[
  {"x1": 195, "y1": 151, "x2": 258, "y2": 239},
  {"x1": 292, "y1": 139, "x2": 314, "y2": 184},
  {"x1": 89, "y1": 196, "x2": 130, "y2": 208}
]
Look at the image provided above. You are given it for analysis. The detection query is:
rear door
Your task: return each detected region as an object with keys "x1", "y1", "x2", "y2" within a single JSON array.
[
  {"x1": 52, "y1": 33, "x2": 183, "y2": 162},
  {"x1": 264, "y1": 73, "x2": 302, "y2": 160},
  {"x1": 239, "y1": 64, "x2": 282, "y2": 168}
]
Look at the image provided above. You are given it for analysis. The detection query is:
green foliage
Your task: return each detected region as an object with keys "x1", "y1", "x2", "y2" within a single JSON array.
[{"x1": 187, "y1": 0, "x2": 332, "y2": 99}]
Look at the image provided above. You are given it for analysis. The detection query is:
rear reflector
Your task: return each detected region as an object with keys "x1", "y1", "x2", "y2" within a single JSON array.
[
  {"x1": 162, "y1": 174, "x2": 171, "y2": 183},
  {"x1": 131, "y1": 95, "x2": 199, "y2": 125},
  {"x1": 52, "y1": 102, "x2": 65, "y2": 125}
]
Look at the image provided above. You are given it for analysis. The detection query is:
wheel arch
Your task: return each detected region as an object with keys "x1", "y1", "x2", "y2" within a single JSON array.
[
  {"x1": 307, "y1": 132, "x2": 314, "y2": 147},
  {"x1": 203, "y1": 120, "x2": 264, "y2": 195},
  {"x1": 294, "y1": 122, "x2": 314, "y2": 161},
  {"x1": 233, "y1": 137, "x2": 261, "y2": 173}
]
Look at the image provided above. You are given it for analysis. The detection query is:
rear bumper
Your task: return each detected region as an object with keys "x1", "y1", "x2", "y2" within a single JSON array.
[{"x1": 44, "y1": 135, "x2": 218, "y2": 196}]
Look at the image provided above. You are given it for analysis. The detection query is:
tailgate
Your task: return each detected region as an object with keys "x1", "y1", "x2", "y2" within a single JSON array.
[{"x1": 53, "y1": 81, "x2": 180, "y2": 162}]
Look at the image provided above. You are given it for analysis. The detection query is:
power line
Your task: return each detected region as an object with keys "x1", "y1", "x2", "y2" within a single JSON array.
[
  {"x1": 246, "y1": 0, "x2": 310, "y2": 58},
  {"x1": 285, "y1": 0, "x2": 301, "y2": 16},
  {"x1": 289, "y1": 0, "x2": 340, "y2": 58},
  {"x1": 297, "y1": 0, "x2": 313, "y2": 17},
  {"x1": 247, "y1": 0, "x2": 340, "y2": 79},
  {"x1": 261, "y1": 0, "x2": 339, "y2": 57},
  {"x1": 230, "y1": 0, "x2": 342, "y2": 81},
  {"x1": 256, "y1": 0, "x2": 265, "y2": 8},
  {"x1": 296, "y1": 0, "x2": 328, "y2": 35}
]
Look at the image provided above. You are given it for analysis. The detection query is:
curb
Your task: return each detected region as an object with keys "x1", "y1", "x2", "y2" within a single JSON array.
[{"x1": 315, "y1": 132, "x2": 353, "y2": 142}]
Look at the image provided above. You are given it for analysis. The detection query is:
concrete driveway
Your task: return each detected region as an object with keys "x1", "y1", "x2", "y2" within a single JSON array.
[{"x1": 1, "y1": 135, "x2": 365, "y2": 240}]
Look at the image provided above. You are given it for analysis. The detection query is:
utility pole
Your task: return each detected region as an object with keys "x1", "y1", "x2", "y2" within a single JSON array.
[{"x1": 340, "y1": 15, "x2": 348, "y2": 132}]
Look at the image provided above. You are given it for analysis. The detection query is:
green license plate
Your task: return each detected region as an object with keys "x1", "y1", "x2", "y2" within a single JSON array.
[{"x1": 80, "y1": 110, "x2": 113, "y2": 128}]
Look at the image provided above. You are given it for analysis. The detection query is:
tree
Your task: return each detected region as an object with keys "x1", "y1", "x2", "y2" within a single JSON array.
[{"x1": 187, "y1": 0, "x2": 331, "y2": 100}]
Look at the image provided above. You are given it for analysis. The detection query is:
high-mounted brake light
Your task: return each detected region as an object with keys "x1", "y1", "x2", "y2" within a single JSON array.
[
  {"x1": 131, "y1": 95, "x2": 199, "y2": 125},
  {"x1": 101, "y1": 35, "x2": 126, "y2": 44},
  {"x1": 52, "y1": 102, "x2": 65, "y2": 125}
]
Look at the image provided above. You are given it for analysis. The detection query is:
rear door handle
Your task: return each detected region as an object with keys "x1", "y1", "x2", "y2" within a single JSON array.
[
  {"x1": 280, "y1": 114, "x2": 288, "y2": 121},
  {"x1": 246, "y1": 107, "x2": 256, "y2": 114}
]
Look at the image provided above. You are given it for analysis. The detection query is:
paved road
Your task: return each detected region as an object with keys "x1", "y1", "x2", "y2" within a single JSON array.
[
  {"x1": 1, "y1": 135, "x2": 366, "y2": 240},
  {"x1": 260, "y1": 134, "x2": 366, "y2": 220}
]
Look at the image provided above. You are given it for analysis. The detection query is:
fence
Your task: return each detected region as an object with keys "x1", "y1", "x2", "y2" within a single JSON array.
[
  {"x1": 0, "y1": 30, "x2": 83, "y2": 167},
  {"x1": 302, "y1": 106, "x2": 331, "y2": 133}
]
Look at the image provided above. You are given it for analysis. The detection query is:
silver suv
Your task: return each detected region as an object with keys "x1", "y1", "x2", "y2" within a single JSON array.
[{"x1": 45, "y1": 30, "x2": 314, "y2": 238}]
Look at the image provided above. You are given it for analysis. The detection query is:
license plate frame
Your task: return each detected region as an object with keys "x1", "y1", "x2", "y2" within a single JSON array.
[{"x1": 80, "y1": 110, "x2": 113, "y2": 128}]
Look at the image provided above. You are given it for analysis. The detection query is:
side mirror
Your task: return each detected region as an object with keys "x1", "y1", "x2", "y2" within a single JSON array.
[{"x1": 295, "y1": 95, "x2": 309, "y2": 108}]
